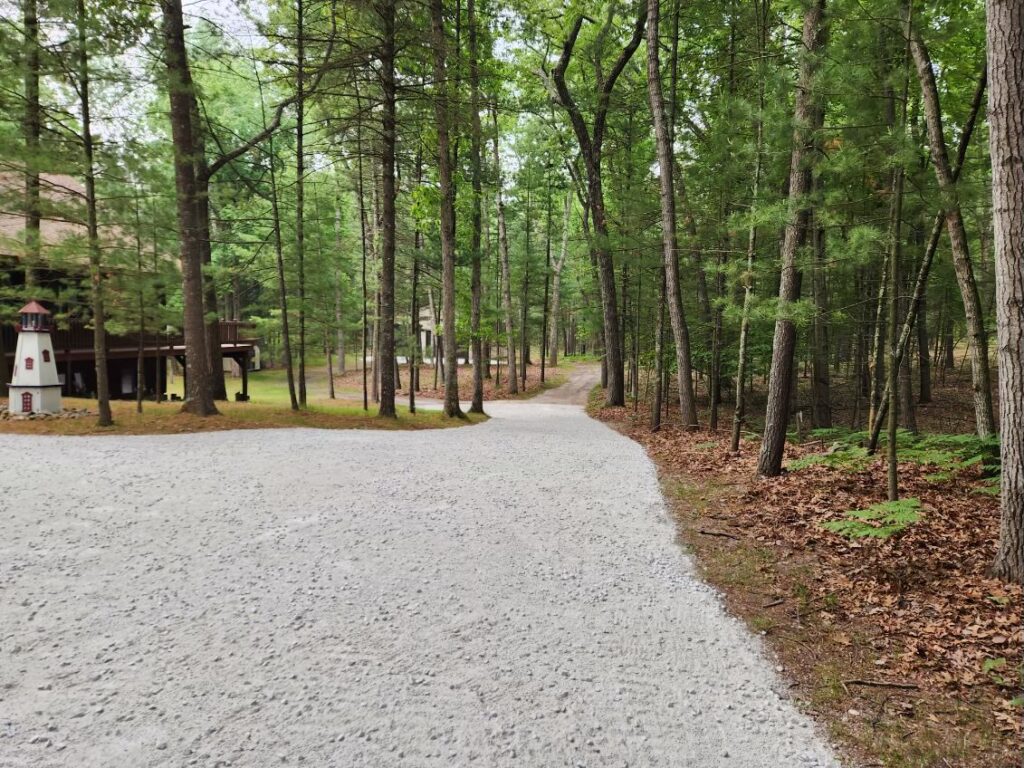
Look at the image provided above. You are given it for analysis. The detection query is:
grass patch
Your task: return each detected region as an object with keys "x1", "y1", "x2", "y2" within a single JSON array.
[{"x1": 0, "y1": 369, "x2": 486, "y2": 436}]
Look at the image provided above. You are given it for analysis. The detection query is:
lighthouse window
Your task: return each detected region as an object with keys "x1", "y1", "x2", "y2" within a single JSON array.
[
  {"x1": 42, "y1": 350, "x2": 50, "y2": 363},
  {"x1": 21, "y1": 392, "x2": 32, "y2": 412},
  {"x1": 24, "y1": 357, "x2": 34, "y2": 370}
]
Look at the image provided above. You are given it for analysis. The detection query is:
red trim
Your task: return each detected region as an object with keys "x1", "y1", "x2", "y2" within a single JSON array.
[{"x1": 21, "y1": 392, "x2": 32, "y2": 413}]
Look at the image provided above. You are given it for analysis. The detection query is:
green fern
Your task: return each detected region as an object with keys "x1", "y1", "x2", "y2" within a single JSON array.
[
  {"x1": 794, "y1": 430, "x2": 1002, "y2": 489},
  {"x1": 975, "y1": 477, "x2": 1001, "y2": 496},
  {"x1": 821, "y1": 498, "x2": 922, "y2": 539}
]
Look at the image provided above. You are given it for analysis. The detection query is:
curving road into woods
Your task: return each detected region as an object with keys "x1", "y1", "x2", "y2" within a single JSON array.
[{"x1": 1, "y1": 366, "x2": 838, "y2": 767}]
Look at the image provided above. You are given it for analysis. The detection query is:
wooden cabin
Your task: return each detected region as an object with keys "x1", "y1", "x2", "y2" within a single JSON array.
[{"x1": 1, "y1": 173, "x2": 258, "y2": 401}]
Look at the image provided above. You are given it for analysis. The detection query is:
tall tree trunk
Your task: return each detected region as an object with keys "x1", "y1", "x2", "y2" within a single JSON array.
[
  {"x1": 371, "y1": 178, "x2": 380, "y2": 405},
  {"x1": 811, "y1": 207, "x2": 831, "y2": 427},
  {"x1": 492, "y1": 107, "x2": 518, "y2": 394},
  {"x1": 431, "y1": 0, "x2": 462, "y2": 417},
  {"x1": 540, "y1": 182, "x2": 552, "y2": 383},
  {"x1": 256, "y1": 65, "x2": 298, "y2": 411},
  {"x1": 867, "y1": 67, "x2": 988, "y2": 450},
  {"x1": 22, "y1": 0, "x2": 41, "y2": 289},
  {"x1": 886, "y1": 151, "x2": 906, "y2": 500},
  {"x1": 296, "y1": 0, "x2": 308, "y2": 407},
  {"x1": 334, "y1": 280, "x2": 345, "y2": 375},
  {"x1": 548, "y1": 190, "x2": 571, "y2": 368},
  {"x1": 134, "y1": 188, "x2": 146, "y2": 414},
  {"x1": 732, "y1": 0, "x2": 768, "y2": 453},
  {"x1": 911, "y1": 30, "x2": 995, "y2": 437},
  {"x1": 651, "y1": 270, "x2": 667, "y2": 431},
  {"x1": 193, "y1": 168, "x2": 227, "y2": 402},
  {"x1": 986, "y1": 0, "x2": 1024, "y2": 582},
  {"x1": 646, "y1": 0, "x2": 698, "y2": 427},
  {"x1": 187, "y1": 99, "x2": 227, "y2": 404},
  {"x1": 917, "y1": 289, "x2": 931, "y2": 402},
  {"x1": 160, "y1": 0, "x2": 218, "y2": 416},
  {"x1": 520, "y1": 185, "x2": 531, "y2": 391},
  {"x1": 333, "y1": 192, "x2": 346, "y2": 374},
  {"x1": 377, "y1": 0, "x2": 397, "y2": 418},
  {"x1": 758, "y1": 0, "x2": 826, "y2": 476},
  {"x1": 886, "y1": 8, "x2": 912, "y2": 501},
  {"x1": 410, "y1": 224, "x2": 420, "y2": 414},
  {"x1": 547, "y1": 9, "x2": 646, "y2": 407},
  {"x1": 355, "y1": 90, "x2": 370, "y2": 411},
  {"x1": 268, "y1": 144, "x2": 298, "y2": 411},
  {"x1": 467, "y1": 0, "x2": 485, "y2": 413},
  {"x1": 77, "y1": 0, "x2": 112, "y2": 426},
  {"x1": 868, "y1": 263, "x2": 887, "y2": 428}
]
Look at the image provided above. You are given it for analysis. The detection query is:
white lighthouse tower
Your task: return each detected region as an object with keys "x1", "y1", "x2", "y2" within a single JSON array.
[{"x1": 8, "y1": 301, "x2": 62, "y2": 415}]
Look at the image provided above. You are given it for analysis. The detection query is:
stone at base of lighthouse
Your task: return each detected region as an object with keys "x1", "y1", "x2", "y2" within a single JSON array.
[{"x1": 9, "y1": 385, "x2": 62, "y2": 415}]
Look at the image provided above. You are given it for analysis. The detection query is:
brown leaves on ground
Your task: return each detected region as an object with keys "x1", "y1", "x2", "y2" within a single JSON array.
[{"x1": 593, "y1": 398, "x2": 1022, "y2": 767}]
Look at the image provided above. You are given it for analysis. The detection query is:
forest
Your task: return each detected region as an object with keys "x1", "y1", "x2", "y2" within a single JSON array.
[{"x1": 1, "y1": 0, "x2": 1022, "y2": 764}]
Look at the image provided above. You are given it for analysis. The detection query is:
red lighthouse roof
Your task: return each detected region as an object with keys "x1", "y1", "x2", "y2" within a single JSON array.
[{"x1": 18, "y1": 300, "x2": 50, "y2": 315}]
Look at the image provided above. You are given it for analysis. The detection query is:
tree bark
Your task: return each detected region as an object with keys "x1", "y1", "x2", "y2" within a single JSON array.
[
  {"x1": 810, "y1": 204, "x2": 831, "y2": 427},
  {"x1": 916, "y1": 289, "x2": 931, "y2": 402},
  {"x1": 191, "y1": 152, "x2": 227, "y2": 401},
  {"x1": 22, "y1": 0, "x2": 41, "y2": 289},
  {"x1": 520, "y1": 186, "x2": 531, "y2": 392},
  {"x1": 296, "y1": 0, "x2": 308, "y2": 407},
  {"x1": 986, "y1": 0, "x2": 1024, "y2": 582},
  {"x1": 732, "y1": 0, "x2": 768, "y2": 453},
  {"x1": 866, "y1": 67, "x2": 988, "y2": 450},
  {"x1": 886, "y1": 145, "x2": 906, "y2": 501},
  {"x1": 160, "y1": 0, "x2": 218, "y2": 416},
  {"x1": 134, "y1": 190, "x2": 146, "y2": 414},
  {"x1": 377, "y1": 0, "x2": 397, "y2": 418},
  {"x1": 546, "y1": 8, "x2": 647, "y2": 407},
  {"x1": 467, "y1": 0, "x2": 485, "y2": 413},
  {"x1": 911, "y1": 30, "x2": 995, "y2": 437},
  {"x1": 757, "y1": 0, "x2": 826, "y2": 476},
  {"x1": 431, "y1": 0, "x2": 462, "y2": 417},
  {"x1": 548, "y1": 190, "x2": 571, "y2": 369},
  {"x1": 646, "y1": 0, "x2": 698, "y2": 427},
  {"x1": 77, "y1": 0, "x2": 112, "y2": 426},
  {"x1": 492, "y1": 106, "x2": 518, "y2": 394}
]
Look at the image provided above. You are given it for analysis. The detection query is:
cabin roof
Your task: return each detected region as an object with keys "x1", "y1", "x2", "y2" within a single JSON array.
[{"x1": 0, "y1": 173, "x2": 89, "y2": 257}]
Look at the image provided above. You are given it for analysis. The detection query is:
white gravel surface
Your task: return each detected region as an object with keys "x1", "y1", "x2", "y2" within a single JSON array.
[{"x1": 1, "y1": 370, "x2": 840, "y2": 767}]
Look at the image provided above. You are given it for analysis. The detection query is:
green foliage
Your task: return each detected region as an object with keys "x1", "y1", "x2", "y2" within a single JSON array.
[
  {"x1": 821, "y1": 498, "x2": 922, "y2": 539},
  {"x1": 790, "y1": 445, "x2": 872, "y2": 472},
  {"x1": 981, "y1": 657, "x2": 1022, "y2": 689},
  {"x1": 791, "y1": 429, "x2": 1001, "y2": 488}
]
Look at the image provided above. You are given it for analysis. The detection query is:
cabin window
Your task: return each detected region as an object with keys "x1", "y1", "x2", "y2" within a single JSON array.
[
  {"x1": 24, "y1": 357, "x2": 34, "y2": 370},
  {"x1": 42, "y1": 349, "x2": 50, "y2": 363},
  {"x1": 21, "y1": 392, "x2": 32, "y2": 412}
]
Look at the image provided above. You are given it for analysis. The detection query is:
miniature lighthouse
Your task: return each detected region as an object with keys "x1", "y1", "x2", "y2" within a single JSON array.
[{"x1": 8, "y1": 301, "x2": 62, "y2": 415}]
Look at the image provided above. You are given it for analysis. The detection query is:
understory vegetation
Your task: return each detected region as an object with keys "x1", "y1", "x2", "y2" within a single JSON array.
[{"x1": 592, "y1": 376, "x2": 1022, "y2": 767}]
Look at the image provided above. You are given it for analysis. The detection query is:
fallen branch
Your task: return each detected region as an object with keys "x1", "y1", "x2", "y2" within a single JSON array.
[
  {"x1": 842, "y1": 678, "x2": 919, "y2": 690},
  {"x1": 698, "y1": 528, "x2": 739, "y2": 540}
]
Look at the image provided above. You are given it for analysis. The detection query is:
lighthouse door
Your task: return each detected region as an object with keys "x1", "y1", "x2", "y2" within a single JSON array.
[{"x1": 21, "y1": 392, "x2": 32, "y2": 412}]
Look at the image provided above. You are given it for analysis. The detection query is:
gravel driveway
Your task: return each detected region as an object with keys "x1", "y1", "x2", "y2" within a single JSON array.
[{"x1": 1, "y1": 368, "x2": 839, "y2": 767}]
